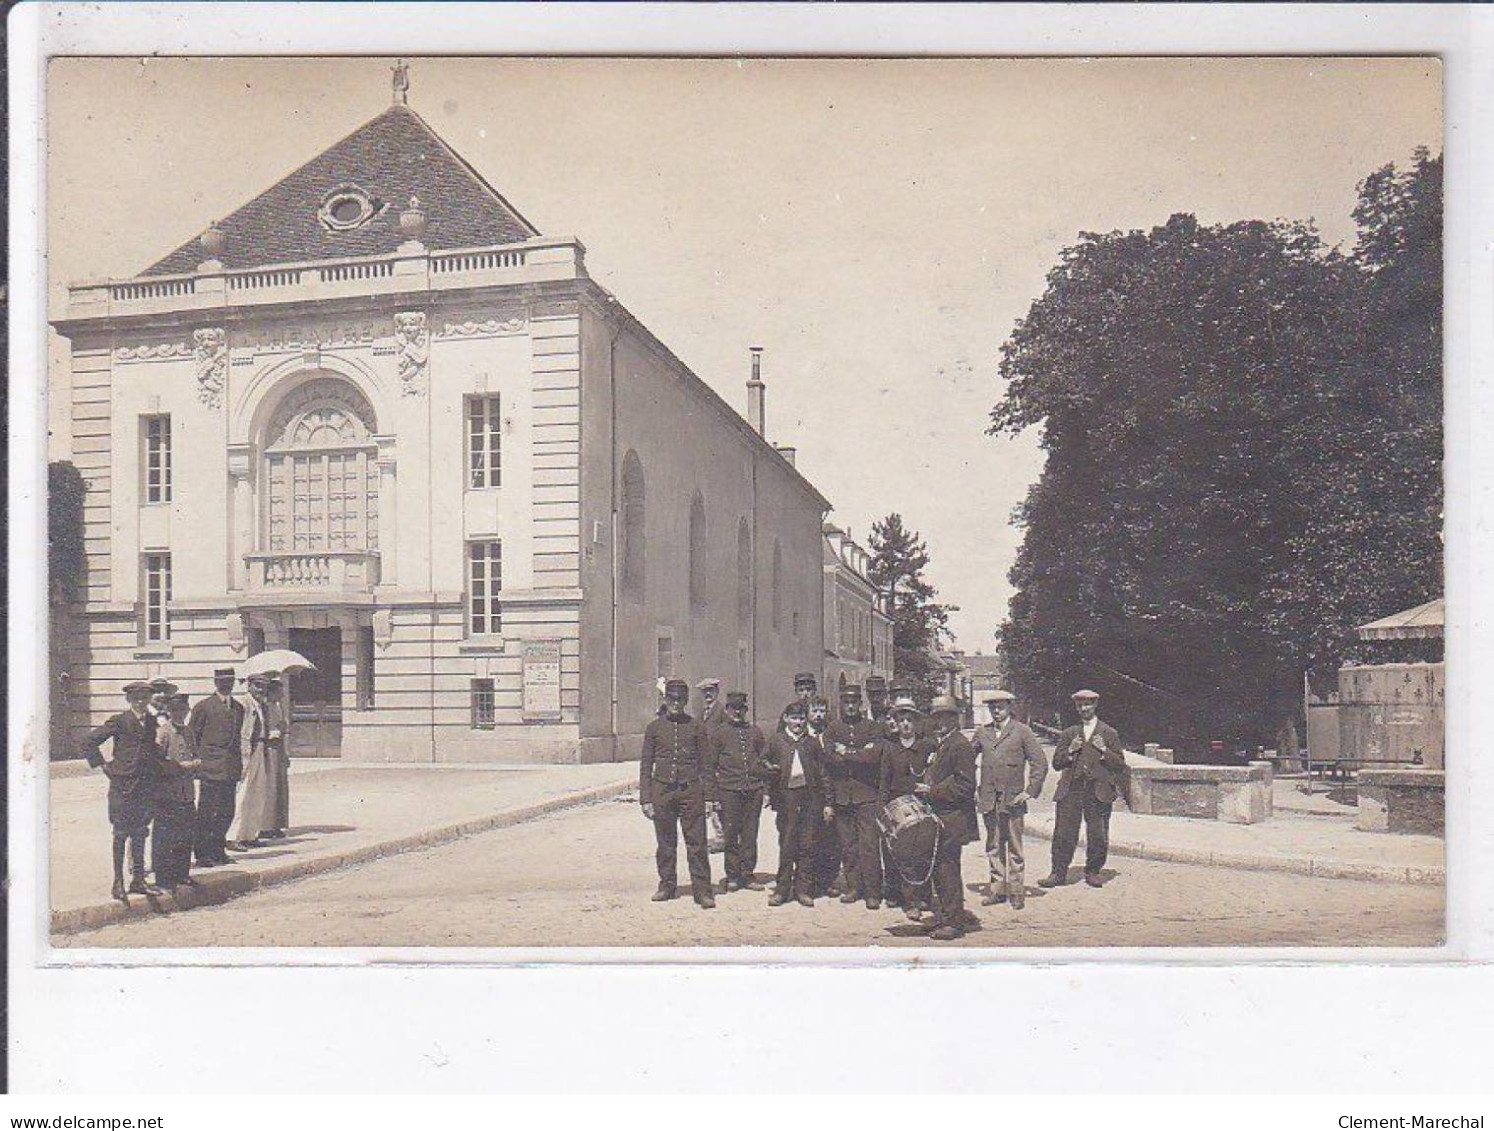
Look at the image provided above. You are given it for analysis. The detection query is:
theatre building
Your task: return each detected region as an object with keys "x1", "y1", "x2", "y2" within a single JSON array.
[{"x1": 52, "y1": 92, "x2": 828, "y2": 763}]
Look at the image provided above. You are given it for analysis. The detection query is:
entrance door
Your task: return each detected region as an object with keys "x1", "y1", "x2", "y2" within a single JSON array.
[{"x1": 287, "y1": 626, "x2": 342, "y2": 758}]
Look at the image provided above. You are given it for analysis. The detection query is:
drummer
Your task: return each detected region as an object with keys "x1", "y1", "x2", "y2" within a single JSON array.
[
  {"x1": 914, "y1": 696, "x2": 979, "y2": 941},
  {"x1": 878, "y1": 694, "x2": 936, "y2": 920}
]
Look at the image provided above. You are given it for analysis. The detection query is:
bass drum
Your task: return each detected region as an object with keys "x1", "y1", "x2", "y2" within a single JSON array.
[{"x1": 878, "y1": 793, "x2": 942, "y2": 885}]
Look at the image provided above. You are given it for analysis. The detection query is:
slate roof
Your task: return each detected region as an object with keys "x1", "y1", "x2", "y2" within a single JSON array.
[{"x1": 142, "y1": 104, "x2": 539, "y2": 276}]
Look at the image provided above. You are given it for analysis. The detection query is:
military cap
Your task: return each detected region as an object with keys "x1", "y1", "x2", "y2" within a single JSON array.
[
  {"x1": 725, "y1": 691, "x2": 749, "y2": 708},
  {"x1": 793, "y1": 672, "x2": 818, "y2": 687},
  {"x1": 213, "y1": 666, "x2": 236, "y2": 679},
  {"x1": 149, "y1": 678, "x2": 178, "y2": 694},
  {"x1": 123, "y1": 680, "x2": 154, "y2": 696},
  {"x1": 840, "y1": 683, "x2": 862, "y2": 699},
  {"x1": 783, "y1": 701, "x2": 808, "y2": 719},
  {"x1": 247, "y1": 673, "x2": 272, "y2": 687},
  {"x1": 696, "y1": 677, "x2": 721, "y2": 690},
  {"x1": 1071, "y1": 689, "x2": 1101, "y2": 702},
  {"x1": 664, "y1": 678, "x2": 690, "y2": 699},
  {"x1": 167, "y1": 692, "x2": 191, "y2": 706},
  {"x1": 929, "y1": 695, "x2": 960, "y2": 716},
  {"x1": 984, "y1": 690, "x2": 1017, "y2": 704}
]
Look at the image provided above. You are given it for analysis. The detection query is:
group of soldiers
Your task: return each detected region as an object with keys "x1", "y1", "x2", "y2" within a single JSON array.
[
  {"x1": 81, "y1": 666, "x2": 292, "y2": 900},
  {"x1": 640, "y1": 672, "x2": 1127, "y2": 941}
]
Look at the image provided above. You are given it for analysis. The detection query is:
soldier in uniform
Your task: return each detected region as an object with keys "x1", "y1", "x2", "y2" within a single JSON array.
[
  {"x1": 973, "y1": 690, "x2": 1047, "y2": 910},
  {"x1": 865, "y1": 675, "x2": 892, "y2": 734},
  {"x1": 81, "y1": 680, "x2": 170, "y2": 899},
  {"x1": 879, "y1": 693, "x2": 936, "y2": 920},
  {"x1": 780, "y1": 672, "x2": 818, "y2": 732},
  {"x1": 823, "y1": 683, "x2": 886, "y2": 909},
  {"x1": 915, "y1": 695, "x2": 979, "y2": 940},
  {"x1": 696, "y1": 677, "x2": 728, "y2": 852},
  {"x1": 1040, "y1": 689, "x2": 1127, "y2": 890},
  {"x1": 153, "y1": 691, "x2": 203, "y2": 889},
  {"x1": 764, "y1": 701, "x2": 826, "y2": 907},
  {"x1": 189, "y1": 666, "x2": 245, "y2": 866},
  {"x1": 707, "y1": 691, "x2": 771, "y2": 892},
  {"x1": 639, "y1": 678, "x2": 717, "y2": 908}
]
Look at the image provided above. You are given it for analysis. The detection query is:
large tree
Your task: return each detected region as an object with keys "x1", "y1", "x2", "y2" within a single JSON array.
[
  {"x1": 992, "y1": 153, "x2": 1442, "y2": 750},
  {"x1": 866, "y1": 513, "x2": 954, "y2": 694}
]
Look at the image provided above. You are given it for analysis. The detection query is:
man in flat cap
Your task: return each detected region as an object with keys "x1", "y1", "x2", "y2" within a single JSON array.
[
  {"x1": 823, "y1": 683, "x2": 886, "y2": 909},
  {"x1": 865, "y1": 675, "x2": 891, "y2": 732},
  {"x1": 973, "y1": 691, "x2": 1047, "y2": 910},
  {"x1": 1040, "y1": 689, "x2": 1127, "y2": 889},
  {"x1": 804, "y1": 695, "x2": 842, "y2": 897},
  {"x1": 81, "y1": 681, "x2": 171, "y2": 898},
  {"x1": 780, "y1": 672, "x2": 818, "y2": 734},
  {"x1": 640, "y1": 678, "x2": 717, "y2": 908},
  {"x1": 916, "y1": 696, "x2": 979, "y2": 940},
  {"x1": 707, "y1": 692, "x2": 771, "y2": 892},
  {"x1": 878, "y1": 693, "x2": 936, "y2": 919},
  {"x1": 764, "y1": 701, "x2": 827, "y2": 907},
  {"x1": 190, "y1": 666, "x2": 245, "y2": 866}
]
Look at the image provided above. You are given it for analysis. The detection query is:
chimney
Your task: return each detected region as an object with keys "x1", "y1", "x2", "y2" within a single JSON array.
[
  {"x1": 747, "y1": 347, "x2": 765, "y2": 436},
  {"x1": 774, "y1": 444, "x2": 797, "y2": 467}
]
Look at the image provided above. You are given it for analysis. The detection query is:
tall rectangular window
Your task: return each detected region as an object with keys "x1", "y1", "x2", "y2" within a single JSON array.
[
  {"x1": 468, "y1": 540, "x2": 503, "y2": 636},
  {"x1": 356, "y1": 625, "x2": 376, "y2": 709},
  {"x1": 143, "y1": 553, "x2": 171, "y2": 642},
  {"x1": 467, "y1": 395, "x2": 502, "y2": 489},
  {"x1": 471, "y1": 678, "x2": 496, "y2": 728},
  {"x1": 143, "y1": 415, "x2": 172, "y2": 503},
  {"x1": 656, "y1": 634, "x2": 674, "y2": 680}
]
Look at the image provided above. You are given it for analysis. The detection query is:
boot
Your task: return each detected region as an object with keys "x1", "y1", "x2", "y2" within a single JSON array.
[
  {"x1": 111, "y1": 833, "x2": 128, "y2": 901},
  {"x1": 695, "y1": 892, "x2": 717, "y2": 910},
  {"x1": 128, "y1": 836, "x2": 163, "y2": 895},
  {"x1": 651, "y1": 883, "x2": 676, "y2": 902},
  {"x1": 1037, "y1": 872, "x2": 1067, "y2": 888}
]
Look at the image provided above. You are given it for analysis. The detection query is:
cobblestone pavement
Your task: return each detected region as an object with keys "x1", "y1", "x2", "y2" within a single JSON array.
[{"x1": 60, "y1": 794, "x2": 1445, "y2": 949}]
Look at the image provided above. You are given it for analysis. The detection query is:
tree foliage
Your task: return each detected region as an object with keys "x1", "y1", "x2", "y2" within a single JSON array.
[
  {"x1": 866, "y1": 513, "x2": 955, "y2": 694},
  {"x1": 991, "y1": 152, "x2": 1442, "y2": 748},
  {"x1": 49, "y1": 461, "x2": 88, "y2": 605}
]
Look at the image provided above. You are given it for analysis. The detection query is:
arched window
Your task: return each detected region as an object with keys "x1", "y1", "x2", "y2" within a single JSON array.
[
  {"x1": 620, "y1": 450, "x2": 646, "y2": 600},
  {"x1": 771, "y1": 540, "x2": 783, "y2": 631},
  {"x1": 736, "y1": 518, "x2": 753, "y2": 630},
  {"x1": 262, "y1": 377, "x2": 379, "y2": 553},
  {"x1": 688, "y1": 492, "x2": 708, "y2": 612}
]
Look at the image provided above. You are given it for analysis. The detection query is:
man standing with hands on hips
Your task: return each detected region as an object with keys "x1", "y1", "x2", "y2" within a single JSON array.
[
  {"x1": 640, "y1": 678, "x2": 718, "y2": 909},
  {"x1": 973, "y1": 690, "x2": 1047, "y2": 910},
  {"x1": 1040, "y1": 689, "x2": 1128, "y2": 890}
]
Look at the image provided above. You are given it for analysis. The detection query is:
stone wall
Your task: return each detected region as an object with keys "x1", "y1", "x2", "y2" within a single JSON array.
[
  {"x1": 1356, "y1": 768, "x2": 1444, "y2": 836},
  {"x1": 1128, "y1": 763, "x2": 1272, "y2": 824}
]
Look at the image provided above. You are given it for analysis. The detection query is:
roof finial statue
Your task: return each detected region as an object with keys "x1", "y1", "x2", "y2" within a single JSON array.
[{"x1": 392, "y1": 59, "x2": 410, "y2": 106}]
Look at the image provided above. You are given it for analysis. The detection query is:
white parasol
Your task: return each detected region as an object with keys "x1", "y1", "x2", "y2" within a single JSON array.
[{"x1": 240, "y1": 649, "x2": 316, "y2": 679}]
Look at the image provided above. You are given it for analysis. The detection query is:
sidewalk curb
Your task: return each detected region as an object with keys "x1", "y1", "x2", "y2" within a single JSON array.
[
  {"x1": 1021, "y1": 816, "x2": 1443, "y2": 887},
  {"x1": 51, "y1": 778, "x2": 635, "y2": 936}
]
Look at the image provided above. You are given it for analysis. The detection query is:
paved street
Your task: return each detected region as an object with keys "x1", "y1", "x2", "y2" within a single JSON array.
[{"x1": 59, "y1": 793, "x2": 1444, "y2": 949}]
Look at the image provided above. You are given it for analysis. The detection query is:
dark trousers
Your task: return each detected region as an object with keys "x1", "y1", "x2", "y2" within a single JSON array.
[
  {"x1": 931, "y1": 838, "x2": 966, "y2": 924},
  {"x1": 775, "y1": 787, "x2": 818, "y2": 897},
  {"x1": 720, "y1": 788, "x2": 764, "y2": 883},
  {"x1": 835, "y1": 801, "x2": 883, "y2": 901},
  {"x1": 195, "y1": 779, "x2": 237, "y2": 863},
  {"x1": 652, "y1": 781, "x2": 711, "y2": 895},
  {"x1": 1051, "y1": 785, "x2": 1113, "y2": 878},
  {"x1": 153, "y1": 795, "x2": 197, "y2": 885},
  {"x1": 811, "y1": 806, "x2": 841, "y2": 894}
]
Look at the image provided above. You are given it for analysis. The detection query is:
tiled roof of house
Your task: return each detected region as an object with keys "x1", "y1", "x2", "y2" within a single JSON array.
[
  {"x1": 964, "y1": 653, "x2": 1006, "y2": 677},
  {"x1": 142, "y1": 104, "x2": 539, "y2": 276}
]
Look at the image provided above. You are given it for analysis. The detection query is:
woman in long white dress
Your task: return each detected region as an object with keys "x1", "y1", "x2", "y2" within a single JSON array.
[{"x1": 232, "y1": 675, "x2": 276, "y2": 847}]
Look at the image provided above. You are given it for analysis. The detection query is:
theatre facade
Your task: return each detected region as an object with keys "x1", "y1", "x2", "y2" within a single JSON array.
[{"x1": 52, "y1": 99, "x2": 828, "y2": 763}]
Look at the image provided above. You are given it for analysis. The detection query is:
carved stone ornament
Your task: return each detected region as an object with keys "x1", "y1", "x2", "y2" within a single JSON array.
[
  {"x1": 193, "y1": 328, "x2": 228, "y2": 409},
  {"x1": 115, "y1": 342, "x2": 192, "y2": 362},
  {"x1": 393, "y1": 312, "x2": 429, "y2": 397},
  {"x1": 225, "y1": 612, "x2": 246, "y2": 654},
  {"x1": 438, "y1": 313, "x2": 527, "y2": 339}
]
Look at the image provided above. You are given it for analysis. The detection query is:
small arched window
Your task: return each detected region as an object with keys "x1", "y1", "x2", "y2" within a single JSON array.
[
  {"x1": 736, "y1": 518, "x2": 753, "y2": 630},
  {"x1": 620, "y1": 450, "x2": 646, "y2": 600},
  {"x1": 771, "y1": 540, "x2": 783, "y2": 631},
  {"x1": 688, "y1": 493, "x2": 708, "y2": 612}
]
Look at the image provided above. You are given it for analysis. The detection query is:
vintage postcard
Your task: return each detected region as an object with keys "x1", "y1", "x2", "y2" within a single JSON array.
[{"x1": 38, "y1": 53, "x2": 1444, "y2": 954}]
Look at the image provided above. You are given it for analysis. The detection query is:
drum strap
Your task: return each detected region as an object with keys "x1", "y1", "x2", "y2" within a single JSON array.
[{"x1": 881, "y1": 820, "x2": 942, "y2": 888}]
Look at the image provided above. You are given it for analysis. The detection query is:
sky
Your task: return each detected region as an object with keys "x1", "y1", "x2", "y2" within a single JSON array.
[{"x1": 45, "y1": 56, "x2": 1442, "y2": 650}]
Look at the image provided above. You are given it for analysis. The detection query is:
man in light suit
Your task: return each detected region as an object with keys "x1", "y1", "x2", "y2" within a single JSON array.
[
  {"x1": 1040, "y1": 689, "x2": 1127, "y2": 889},
  {"x1": 973, "y1": 690, "x2": 1047, "y2": 910}
]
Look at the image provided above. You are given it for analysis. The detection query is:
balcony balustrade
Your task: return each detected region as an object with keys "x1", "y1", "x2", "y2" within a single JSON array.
[{"x1": 244, "y1": 550, "x2": 381, "y2": 597}]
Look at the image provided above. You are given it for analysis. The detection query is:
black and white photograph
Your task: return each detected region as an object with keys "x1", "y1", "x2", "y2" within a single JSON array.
[{"x1": 29, "y1": 52, "x2": 1448, "y2": 952}]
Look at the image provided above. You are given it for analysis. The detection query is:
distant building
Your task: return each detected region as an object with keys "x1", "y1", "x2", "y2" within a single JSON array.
[
  {"x1": 963, "y1": 652, "x2": 1009, "y2": 722},
  {"x1": 50, "y1": 91, "x2": 828, "y2": 763},
  {"x1": 821, "y1": 523, "x2": 894, "y2": 701}
]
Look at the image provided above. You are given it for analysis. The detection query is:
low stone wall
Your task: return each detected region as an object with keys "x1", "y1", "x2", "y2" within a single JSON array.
[
  {"x1": 1356, "y1": 768, "x2": 1444, "y2": 836},
  {"x1": 1128, "y1": 763, "x2": 1272, "y2": 824}
]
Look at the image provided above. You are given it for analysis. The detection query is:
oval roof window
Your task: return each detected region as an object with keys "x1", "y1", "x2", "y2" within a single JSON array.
[{"x1": 318, "y1": 185, "x2": 383, "y2": 232}]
